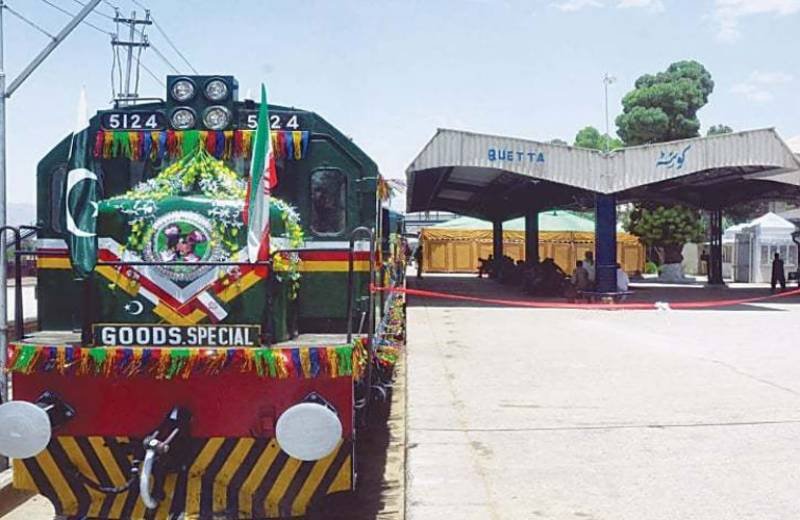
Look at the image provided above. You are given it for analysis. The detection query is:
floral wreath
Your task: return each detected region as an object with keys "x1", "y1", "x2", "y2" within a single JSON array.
[{"x1": 105, "y1": 147, "x2": 304, "y2": 298}]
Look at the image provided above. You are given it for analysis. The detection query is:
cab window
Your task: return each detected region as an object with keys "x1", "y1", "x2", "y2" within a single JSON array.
[{"x1": 310, "y1": 169, "x2": 346, "y2": 235}]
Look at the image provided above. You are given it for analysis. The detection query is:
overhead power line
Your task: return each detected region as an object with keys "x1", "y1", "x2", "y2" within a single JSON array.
[
  {"x1": 39, "y1": 0, "x2": 166, "y2": 94},
  {"x1": 135, "y1": 52, "x2": 165, "y2": 88},
  {"x1": 130, "y1": 0, "x2": 198, "y2": 74},
  {"x1": 71, "y1": 0, "x2": 115, "y2": 20},
  {"x1": 102, "y1": 0, "x2": 121, "y2": 12},
  {"x1": 3, "y1": 3, "x2": 56, "y2": 40},
  {"x1": 38, "y1": 0, "x2": 114, "y2": 36}
]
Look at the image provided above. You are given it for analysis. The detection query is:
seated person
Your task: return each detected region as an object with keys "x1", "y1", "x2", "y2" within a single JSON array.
[
  {"x1": 572, "y1": 260, "x2": 591, "y2": 291},
  {"x1": 477, "y1": 254, "x2": 494, "y2": 278},
  {"x1": 616, "y1": 263, "x2": 630, "y2": 292}
]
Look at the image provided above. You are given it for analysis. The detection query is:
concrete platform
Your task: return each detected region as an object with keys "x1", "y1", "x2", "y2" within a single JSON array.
[{"x1": 406, "y1": 275, "x2": 800, "y2": 520}]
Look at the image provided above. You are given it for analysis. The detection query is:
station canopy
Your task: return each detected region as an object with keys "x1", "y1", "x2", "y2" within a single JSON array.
[{"x1": 406, "y1": 128, "x2": 800, "y2": 221}]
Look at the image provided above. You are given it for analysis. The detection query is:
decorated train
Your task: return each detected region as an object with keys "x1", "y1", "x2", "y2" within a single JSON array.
[{"x1": 0, "y1": 75, "x2": 406, "y2": 519}]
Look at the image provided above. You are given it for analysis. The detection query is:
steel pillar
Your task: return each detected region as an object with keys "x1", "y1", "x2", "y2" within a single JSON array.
[
  {"x1": 594, "y1": 194, "x2": 617, "y2": 292},
  {"x1": 708, "y1": 208, "x2": 724, "y2": 285},
  {"x1": 524, "y1": 209, "x2": 539, "y2": 264},
  {"x1": 492, "y1": 220, "x2": 503, "y2": 278}
]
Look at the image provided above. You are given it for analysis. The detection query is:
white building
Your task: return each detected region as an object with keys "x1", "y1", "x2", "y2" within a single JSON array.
[{"x1": 722, "y1": 212, "x2": 797, "y2": 283}]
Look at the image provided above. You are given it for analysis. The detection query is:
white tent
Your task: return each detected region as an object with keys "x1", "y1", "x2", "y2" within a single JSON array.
[{"x1": 722, "y1": 212, "x2": 797, "y2": 283}]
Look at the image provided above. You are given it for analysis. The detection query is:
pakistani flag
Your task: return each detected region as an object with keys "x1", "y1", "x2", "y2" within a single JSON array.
[
  {"x1": 244, "y1": 85, "x2": 278, "y2": 264},
  {"x1": 65, "y1": 88, "x2": 100, "y2": 279}
]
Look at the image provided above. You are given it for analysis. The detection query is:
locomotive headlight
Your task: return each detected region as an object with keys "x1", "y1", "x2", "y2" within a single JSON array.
[
  {"x1": 170, "y1": 78, "x2": 196, "y2": 101},
  {"x1": 202, "y1": 106, "x2": 232, "y2": 130},
  {"x1": 170, "y1": 108, "x2": 197, "y2": 130},
  {"x1": 204, "y1": 79, "x2": 229, "y2": 101},
  {"x1": 0, "y1": 401, "x2": 51, "y2": 458},
  {"x1": 275, "y1": 396, "x2": 343, "y2": 461},
  {"x1": 0, "y1": 393, "x2": 75, "y2": 459}
]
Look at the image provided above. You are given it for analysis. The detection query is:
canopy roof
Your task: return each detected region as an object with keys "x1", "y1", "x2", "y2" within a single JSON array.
[
  {"x1": 407, "y1": 128, "x2": 800, "y2": 221},
  {"x1": 723, "y1": 211, "x2": 796, "y2": 241},
  {"x1": 432, "y1": 210, "x2": 624, "y2": 232}
]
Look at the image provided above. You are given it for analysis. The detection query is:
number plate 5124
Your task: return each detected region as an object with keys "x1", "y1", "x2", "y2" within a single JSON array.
[{"x1": 100, "y1": 111, "x2": 166, "y2": 131}]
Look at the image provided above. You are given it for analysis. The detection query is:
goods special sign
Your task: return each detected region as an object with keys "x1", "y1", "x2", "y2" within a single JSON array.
[{"x1": 93, "y1": 324, "x2": 260, "y2": 347}]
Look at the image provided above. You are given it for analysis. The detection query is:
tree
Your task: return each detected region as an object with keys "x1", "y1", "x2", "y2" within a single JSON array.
[
  {"x1": 573, "y1": 126, "x2": 623, "y2": 151},
  {"x1": 707, "y1": 124, "x2": 733, "y2": 136},
  {"x1": 616, "y1": 60, "x2": 714, "y2": 145},
  {"x1": 617, "y1": 60, "x2": 715, "y2": 266},
  {"x1": 624, "y1": 205, "x2": 705, "y2": 263}
]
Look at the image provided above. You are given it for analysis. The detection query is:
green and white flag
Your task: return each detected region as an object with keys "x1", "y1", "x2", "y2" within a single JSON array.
[{"x1": 65, "y1": 87, "x2": 100, "y2": 279}]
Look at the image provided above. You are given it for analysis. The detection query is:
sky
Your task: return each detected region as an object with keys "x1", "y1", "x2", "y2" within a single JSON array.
[{"x1": 2, "y1": 0, "x2": 799, "y2": 209}]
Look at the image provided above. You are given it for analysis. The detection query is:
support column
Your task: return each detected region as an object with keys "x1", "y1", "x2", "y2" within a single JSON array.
[
  {"x1": 524, "y1": 209, "x2": 539, "y2": 264},
  {"x1": 708, "y1": 208, "x2": 723, "y2": 285},
  {"x1": 594, "y1": 194, "x2": 617, "y2": 292},
  {"x1": 492, "y1": 220, "x2": 503, "y2": 278}
]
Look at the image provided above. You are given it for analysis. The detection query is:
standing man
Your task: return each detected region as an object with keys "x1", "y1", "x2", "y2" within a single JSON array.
[
  {"x1": 414, "y1": 244, "x2": 424, "y2": 279},
  {"x1": 771, "y1": 252, "x2": 786, "y2": 292}
]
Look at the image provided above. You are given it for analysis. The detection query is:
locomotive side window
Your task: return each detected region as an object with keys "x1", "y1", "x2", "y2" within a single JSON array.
[{"x1": 310, "y1": 169, "x2": 346, "y2": 236}]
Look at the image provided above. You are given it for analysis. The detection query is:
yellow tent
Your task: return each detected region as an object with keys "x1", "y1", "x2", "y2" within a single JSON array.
[{"x1": 420, "y1": 212, "x2": 644, "y2": 274}]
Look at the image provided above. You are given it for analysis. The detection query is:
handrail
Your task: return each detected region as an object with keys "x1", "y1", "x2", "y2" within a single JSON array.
[
  {"x1": 347, "y1": 227, "x2": 374, "y2": 343},
  {"x1": 0, "y1": 225, "x2": 35, "y2": 340}
]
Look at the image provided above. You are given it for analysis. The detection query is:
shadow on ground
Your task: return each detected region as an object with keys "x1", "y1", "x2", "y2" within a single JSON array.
[
  {"x1": 406, "y1": 274, "x2": 800, "y2": 311},
  {"x1": 306, "y1": 369, "x2": 404, "y2": 520}
]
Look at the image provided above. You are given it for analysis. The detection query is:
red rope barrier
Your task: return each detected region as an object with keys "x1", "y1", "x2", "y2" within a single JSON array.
[{"x1": 371, "y1": 284, "x2": 800, "y2": 311}]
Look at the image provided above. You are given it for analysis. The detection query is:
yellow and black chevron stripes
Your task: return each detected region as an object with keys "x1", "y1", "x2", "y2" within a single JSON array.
[{"x1": 13, "y1": 436, "x2": 353, "y2": 519}]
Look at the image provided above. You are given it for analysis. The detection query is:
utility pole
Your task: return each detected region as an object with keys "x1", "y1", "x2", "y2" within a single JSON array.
[
  {"x1": 603, "y1": 73, "x2": 616, "y2": 156},
  {"x1": 112, "y1": 10, "x2": 151, "y2": 104},
  {"x1": 0, "y1": 0, "x2": 102, "y2": 472}
]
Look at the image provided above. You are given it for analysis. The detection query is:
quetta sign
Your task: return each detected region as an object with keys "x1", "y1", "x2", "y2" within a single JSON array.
[{"x1": 94, "y1": 324, "x2": 260, "y2": 347}]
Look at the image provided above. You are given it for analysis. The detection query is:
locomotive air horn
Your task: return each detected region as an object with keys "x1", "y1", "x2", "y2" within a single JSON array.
[{"x1": 0, "y1": 392, "x2": 75, "y2": 459}]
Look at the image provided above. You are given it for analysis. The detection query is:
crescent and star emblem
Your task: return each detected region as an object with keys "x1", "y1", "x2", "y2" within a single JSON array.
[
  {"x1": 124, "y1": 300, "x2": 144, "y2": 316},
  {"x1": 65, "y1": 168, "x2": 98, "y2": 238}
]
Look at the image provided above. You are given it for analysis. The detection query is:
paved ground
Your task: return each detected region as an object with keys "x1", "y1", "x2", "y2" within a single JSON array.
[{"x1": 406, "y1": 275, "x2": 800, "y2": 520}]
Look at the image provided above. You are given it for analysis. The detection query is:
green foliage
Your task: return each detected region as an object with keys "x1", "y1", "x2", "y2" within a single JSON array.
[
  {"x1": 707, "y1": 124, "x2": 733, "y2": 136},
  {"x1": 625, "y1": 204, "x2": 705, "y2": 252},
  {"x1": 618, "y1": 61, "x2": 714, "y2": 262},
  {"x1": 573, "y1": 126, "x2": 623, "y2": 151},
  {"x1": 616, "y1": 60, "x2": 714, "y2": 145},
  {"x1": 724, "y1": 202, "x2": 769, "y2": 224},
  {"x1": 644, "y1": 261, "x2": 659, "y2": 274}
]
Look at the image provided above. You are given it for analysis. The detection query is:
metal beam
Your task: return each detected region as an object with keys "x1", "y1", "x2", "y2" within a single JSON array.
[
  {"x1": 0, "y1": 0, "x2": 101, "y2": 473},
  {"x1": 492, "y1": 219, "x2": 503, "y2": 277},
  {"x1": 425, "y1": 166, "x2": 453, "y2": 211},
  {"x1": 6, "y1": 0, "x2": 102, "y2": 97},
  {"x1": 708, "y1": 208, "x2": 724, "y2": 285},
  {"x1": 594, "y1": 193, "x2": 617, "y2": 292},
  {"x1": 525, "y1": 209, "x2": 539, "y2": 264}
]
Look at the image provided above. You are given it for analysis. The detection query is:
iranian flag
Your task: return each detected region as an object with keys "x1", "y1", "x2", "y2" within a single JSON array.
[{"x1": 244, "y1": 84, "x2": 278, "y2": 263}]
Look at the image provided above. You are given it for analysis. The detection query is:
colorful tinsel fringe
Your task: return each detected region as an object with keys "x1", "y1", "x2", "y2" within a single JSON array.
[
  {"x1": 94, "y1": 129, "x2": 310, "y2": 163},
  {"x1": 374, "y1": 292, "x2": 406, "y2": 369},
  {"x1": 6, "y1": 343, "x2": 363, "y2": 381}
]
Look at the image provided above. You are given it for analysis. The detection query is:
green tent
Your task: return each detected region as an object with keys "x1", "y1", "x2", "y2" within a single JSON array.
[{"x1": 432, "y1": 210, "x2": 624, "y2": 233}]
